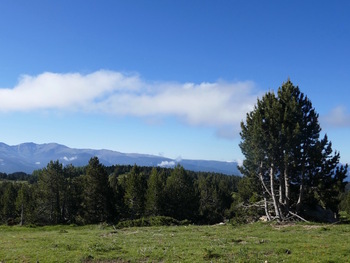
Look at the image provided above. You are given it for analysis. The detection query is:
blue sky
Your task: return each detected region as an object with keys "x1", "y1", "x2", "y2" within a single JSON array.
[{"x1": 0, "y1": 1, "x2": 349, "y2": 164}]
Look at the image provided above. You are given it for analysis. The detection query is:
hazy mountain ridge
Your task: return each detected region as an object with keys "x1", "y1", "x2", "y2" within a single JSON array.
[{"x1": 0, "y1": 142, "x2": 240, "y2": 175}]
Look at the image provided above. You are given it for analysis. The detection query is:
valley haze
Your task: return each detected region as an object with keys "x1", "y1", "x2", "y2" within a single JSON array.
[{"x1": 0, "y1": 142, "x2": 240, "y2": 175}]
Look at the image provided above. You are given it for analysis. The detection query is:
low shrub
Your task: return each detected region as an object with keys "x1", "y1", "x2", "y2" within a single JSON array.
[{"x1": 116, "y1": 216, "x2": 191, "y2": 228}]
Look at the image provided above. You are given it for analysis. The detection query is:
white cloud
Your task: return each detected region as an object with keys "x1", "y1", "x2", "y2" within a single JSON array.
[
  {"x1": 62, "y1": 156, "x2": 78, "y2": 161},
  {"x1": 0, "y1": 70, "x2": 140, "y2": 112},
  {"x1": 35, "y1": 162, "x2": 40, "y2": 165},
  {"x1": 0, "y1": 70, "x2": 259, "y2": 138},
  {"x1": 101, "y1": 80, "x2": 257, "y2": 129},
  {"x1": 321, "y1": 106, "x2": 350, "y2": 128},
  {"x1": 234, "y1": 159, "x2": 243, "y2": 167},
  {"x1": 157, "y1": 161, "x2": 176, "y2": 167},
  {"x1": 175, "y1": 156, "x2": 182, "y2": 162}
]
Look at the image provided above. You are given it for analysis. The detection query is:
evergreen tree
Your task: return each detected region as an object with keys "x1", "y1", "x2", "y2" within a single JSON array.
[
  {"x1": 240, "y1": 80, "x2": 347, "y2": 221},
  {"x1": 197, "y1": 174, "x2": 236, "y2": 223},
  {"x1": 164, "y1": 164, "x2": 198, "y2": 221},
  {"x1": 123, "y1": 164, "x2": 147, "y2": 219},
  {"x1": 2, "y1": 182, "x2": 18, "y2": 223},
  {"x1": 81, "y1": 157, "x2": 114, "y2": 223},
  {"x1": 339, "y1": 184, "x2": 350, "y2": 214},
  {"x1": 63, "y1": 164, "x2": 83, "y2": 223},
  {"x1": 145, "y1": 168, "x2": 166, "y2": 216},
  {"x1": 109, "y1": 169, "x2": 127, "y2": 221},
  {"x1": 37, "y1": 160, "x2": 66, "y2": 224},
  {"x1": 232, "y1": 176, "x2": 262, "y2": 222},
  {"x1": 16, "y1": 183, "x2": 36, "y2": 225}
]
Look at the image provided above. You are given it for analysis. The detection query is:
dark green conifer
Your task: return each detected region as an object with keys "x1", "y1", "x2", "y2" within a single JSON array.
[
  {"x1": 82, "y1": 157, "x2": 115, "y2": 223},
  {"x1": 240, "y1": 80, "x2": 347, "y2": 221}
]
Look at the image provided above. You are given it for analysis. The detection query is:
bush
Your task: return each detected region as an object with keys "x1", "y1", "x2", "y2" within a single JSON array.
[
  {"x1": 6, "y1": 218, "x2": 16, "y2": 226},
  {"x1": 116, "y1": 216, "x2": 191, "y2": 228}
]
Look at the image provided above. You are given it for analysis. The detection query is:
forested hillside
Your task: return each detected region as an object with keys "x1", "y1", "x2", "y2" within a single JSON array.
[
  {"x1": 0, "y1": 158, "x2": 240, "y2": 225},
  {"x1": 1, "y1": 157, "x2": 350, "y2": 226}
]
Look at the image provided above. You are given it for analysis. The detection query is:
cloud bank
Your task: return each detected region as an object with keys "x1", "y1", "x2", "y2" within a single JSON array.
[
  {"x1": 321, "y1": 106, "x2": 350, "y2": 128},
  {"x1": 0, "y1": 70, "x2": 259, "y2": 138},
  {"x1": 157, "y1": 160, "x2": 176, "y2": 168}
]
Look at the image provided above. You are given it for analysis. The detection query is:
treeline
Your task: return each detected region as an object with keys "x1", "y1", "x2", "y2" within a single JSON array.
[
  {"x1": 0, "y1": 172, "x2": 35, "y2": 182},
  {"x1": 0, "y1": 157, "x2": 240, "y2": 225}
]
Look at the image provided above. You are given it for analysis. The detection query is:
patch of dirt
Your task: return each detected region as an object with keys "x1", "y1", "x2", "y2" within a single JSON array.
[
  {"x1": 301, "y1": 225, "x2": 323, "y2": 229},
  {"x1": 271, "y1": 222, "x2": 296, "y2": 229},
  {"x1": 272, "y1": 223, "x2": 325, "y2": 230}
]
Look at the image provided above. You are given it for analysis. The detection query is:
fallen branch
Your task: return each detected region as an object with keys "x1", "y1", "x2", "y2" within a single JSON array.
[
  {"x1": 240, "y1": 200, "x2": 273, "y2": 208},
  {"x1": 289, "y1": 211, "x2": 309, "y2": 222}
]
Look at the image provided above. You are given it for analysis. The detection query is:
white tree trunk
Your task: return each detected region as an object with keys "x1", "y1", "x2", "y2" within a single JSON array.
[
  {"x1": 270, "y1": 165, "x2": 282, "y2": 220},
  {"x1": 258, "y1": 162, "x2": 271, "y2": 197},
  {"x1": 284, "y1": 166, "x2": 290, "y2": 211},
  {"x1": 263, "y1": 195, "x2": 272, "y2": 221},
  {"x1": 296, "y1": 170, "x2": 305, "y2": 213}
]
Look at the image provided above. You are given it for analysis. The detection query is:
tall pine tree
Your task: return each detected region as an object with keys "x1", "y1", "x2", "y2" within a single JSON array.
[
  {"x1": 164, "y1": 164, "x2": 198, "y2": 221},
  {"x1": 123, "y1": 164, "x2": 147, "y2": 219},
  {"x1": 145, "y1": 167, "x2": 166, "y2": 216},
  {"x1": 240, "y1": 80, "x2": 347, "y2": 221},
  {"x1": 37, "y1": 160, "x2": 66, "y2": 224},
  {"x1": 82, "y1": 157, "x2": 115, "y2": 223}
]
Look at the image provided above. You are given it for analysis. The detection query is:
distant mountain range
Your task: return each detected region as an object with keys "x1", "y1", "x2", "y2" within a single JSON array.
[{"x1": 0, "y1": 142, "x2": 240, "y2": 175}]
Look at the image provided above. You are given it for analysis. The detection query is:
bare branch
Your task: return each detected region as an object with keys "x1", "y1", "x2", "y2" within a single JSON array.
[{"x1": 289, "y1": 211, "x2": 309, "y2": 222}]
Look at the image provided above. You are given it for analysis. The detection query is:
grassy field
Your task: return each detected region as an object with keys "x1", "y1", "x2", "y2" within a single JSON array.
[{"x1": 0, "y1": 222, "x2": 349, "y2": 262}]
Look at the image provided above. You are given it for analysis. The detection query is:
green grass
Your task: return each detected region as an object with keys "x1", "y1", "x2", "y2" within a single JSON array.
[{"x1": 0, "y1": 222, "x2": 350, "y2": 262}]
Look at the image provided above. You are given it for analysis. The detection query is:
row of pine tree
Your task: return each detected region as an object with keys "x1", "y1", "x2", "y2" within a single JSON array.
[{"x1": 0, "y1": 157, "x2": 240, "y2": 225}]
